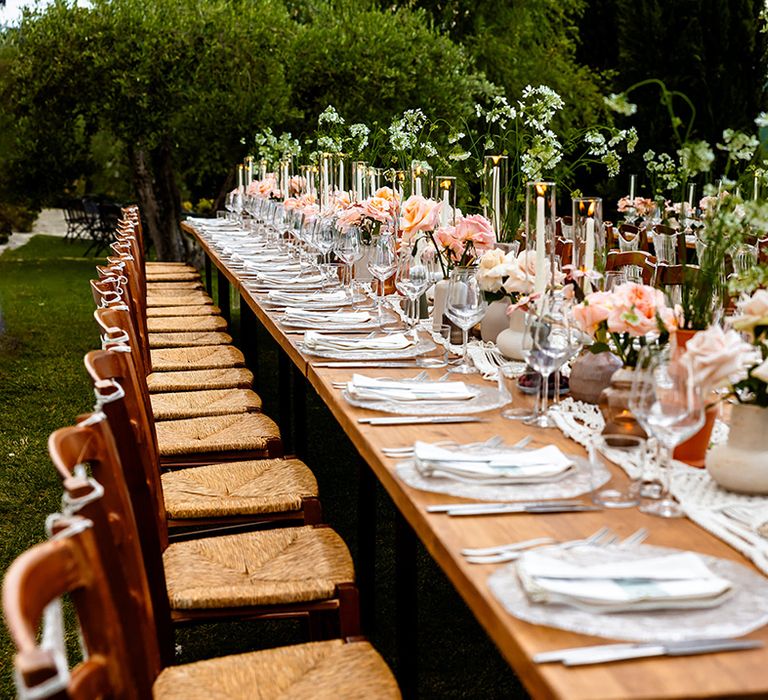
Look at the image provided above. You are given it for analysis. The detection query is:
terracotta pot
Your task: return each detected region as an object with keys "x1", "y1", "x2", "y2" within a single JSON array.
[
  {"x1": 569, "y1": 350, "x2": 623, "y2": 404},
  {"x1": 706, "y1": 403, "x2": 768, "y2": 494},
  {"x1": 480, "y1": 299, "x2": 511, "y2": 343},
  {"x1": 671, "y1": 327, "x2": 715, "y2": 467},
  {"x1": 672, "y1": 405, "x2": 718, "y2": 467}
]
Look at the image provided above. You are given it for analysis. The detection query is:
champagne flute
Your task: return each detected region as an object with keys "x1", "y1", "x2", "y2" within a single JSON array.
[
  {"x1": 367, "y1": 232, "x2": 397, "y2": 327},
  {"x1": 444, "y1": 267, "x2": 487, "y2": 374},
  {"x1": 629, "y1": 345, "x2": 705, "y2": 518}
]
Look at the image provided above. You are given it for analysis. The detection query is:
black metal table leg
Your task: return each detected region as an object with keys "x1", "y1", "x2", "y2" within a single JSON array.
[
  {"x1": 204, "y1": 256, "x2": 212, "y2": 296},
  {"x1": 357, "y1": 458, "x2": 377, "y2": 636},
  {"x1": 292, "y1": 364, "x2": 307, "y2": 460},
  {"x1": 217, "y1": 269, "x2": 230, "y2": 323},
  {"x1": 278, "y1": 351, "x2": 294, "y2": 455},
  {"x1": 396, "y1": 511, "x2": 419, "y2": 699},
  {"x1": 239, "y1": 298, "x2": 259, "y2": 387}
]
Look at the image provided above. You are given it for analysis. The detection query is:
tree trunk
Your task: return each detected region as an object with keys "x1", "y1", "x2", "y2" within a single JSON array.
[{"x1": 127, "y1": 142, "x2": 186, "y2": 261}]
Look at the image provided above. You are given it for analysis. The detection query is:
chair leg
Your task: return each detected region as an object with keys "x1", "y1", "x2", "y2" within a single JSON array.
[
  {"x1": 301, "y1": 497, "x2": 323, "y2": 525},
  {"x1": 337, "y1": 582, "x2": 361, "y2": 638}
]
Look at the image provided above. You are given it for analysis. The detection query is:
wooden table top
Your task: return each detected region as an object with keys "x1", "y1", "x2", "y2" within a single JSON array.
[{"x1": 183, "y1": 221, "x2": 768, "y2": 700}]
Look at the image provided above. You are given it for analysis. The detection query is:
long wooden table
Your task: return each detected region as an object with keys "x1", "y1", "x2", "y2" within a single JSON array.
[{"x1": 183, "y1": 221, "x2": 768, "y2": 699}]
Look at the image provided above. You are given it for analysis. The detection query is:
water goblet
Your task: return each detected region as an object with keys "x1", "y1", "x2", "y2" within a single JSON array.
[{"x1": 444, "y1": 267, "x2": 487, "y2": 374}]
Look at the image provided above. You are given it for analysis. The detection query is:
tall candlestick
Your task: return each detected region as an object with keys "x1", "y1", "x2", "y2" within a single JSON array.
[
  {"x1": 585, "y1": 215, "x2": 595, "y2": 272},
  {"x1": 441, "y1": 188, "x2": 450, "y2": 227},
  {"x1": 246, "y1": 157, "x2": 253, "y2": 187},
  {"x1": 415, "y1": 177, "x2": 422, "y2": 197},
  {"x1": 534, "y1": 191, "x2": 546, "y2": 295},
  {"x1": 687, "y1": 183, "x2": 695, "y2": 209},
  {"x1": 322, "y1": 157, "x2": 330, "y2": 211},
  {"x1": 237, "y1": 165, "x2": 243, "y2": 190},
  {"x1": 754, "y1": 174, "x2": 760, "y2": 201},
  {"x1": 629, "y1": 174, "x2": 636, "y2": 201},
  {"x1": 338, "y1": 160, "x2": 345, "y2": 195}
]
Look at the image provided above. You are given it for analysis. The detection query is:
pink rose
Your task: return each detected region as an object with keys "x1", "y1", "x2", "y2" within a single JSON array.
[
  {"x1": 454, "y1": 214, "x2": 496, "y2": 253},
  {"x1": 433, "y1": 225, "x2": 464, "y2": 260},
  {"x1": 682, "y1": 325, "x2": 755, "y2": 394},
  {"x1": 246, "y1": 181, "x2": 259, "y2": 196},
  {"x1": 362, "y1": 195, "x2": 395, "y2": 224},
  {"x1": 400, "y1": 195, "x2": 440, "y2": 236},
  {"x1": 733, "y1": 289, "x2": 768, "y2": 336}
]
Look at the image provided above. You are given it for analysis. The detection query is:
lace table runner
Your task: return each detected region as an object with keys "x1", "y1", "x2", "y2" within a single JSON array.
[{"x1": 552, "y1": 398, "x2": 768, "y2": 575}]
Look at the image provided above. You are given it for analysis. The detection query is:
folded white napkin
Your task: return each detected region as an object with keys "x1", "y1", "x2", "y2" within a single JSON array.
[
  {"x1": 258, "y1": 272, "x2": 325, "y2": 286},
  {"x1": 413, "y1": 443, "x2": 574, "y2": 483},
  {"x1": 347, "y1": 375, "x2": 475, "y2": 402},
  {"x1": 303, "y1": 331, "x2": 414, "y2": 352},
  {"x1": 517, "y1": 550, "x2": 732, "y2": 610},
  {"x1": 244, "y1": 261, "x2": 301, "y2": 272},
  {"x1": 267, "y1": 290, "x2": 348, "y2": 305},
  {"x1": 285, "y1": 309, "x2": 372, "y2": 324}
]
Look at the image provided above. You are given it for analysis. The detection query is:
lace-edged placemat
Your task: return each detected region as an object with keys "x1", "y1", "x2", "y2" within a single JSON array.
[
  {"x1": 487, "y1": 543, "x2": 768, "y2": 642},
  {"x1": 395, "y1": 455, "x2": 608, "y2": 502}
]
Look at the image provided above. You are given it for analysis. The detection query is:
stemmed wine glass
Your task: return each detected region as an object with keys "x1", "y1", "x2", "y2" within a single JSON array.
[
  {"x1": 629, "y1": 345, "x2": 705, "y2": 518},
  {"x1": 367, "y1": 232, "x2": 397, "y2": 327},
  {"x1": 523, "y1": 296, "x2": 577, "y2": 427},
  {"x1": 335, "y1": 226, "x2": 363, "y2": 297},
  {"x1": 312, "y1": 216, "x2": 336, "y2": 264},
  {"x1": 395, "y1": 251, "x2": 431, "y2": 327},
  {"x1": 444, "y1": 267, "x2": 487, "y2": 374}
]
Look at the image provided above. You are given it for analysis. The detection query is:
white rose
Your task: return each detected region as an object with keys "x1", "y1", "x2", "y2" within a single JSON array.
[
  {"x1": 683, "y1": 326, "x2": 755, "y2": 394},
  {"x1": 752, "y1": 356, "x2": 768, "y2": 383}
]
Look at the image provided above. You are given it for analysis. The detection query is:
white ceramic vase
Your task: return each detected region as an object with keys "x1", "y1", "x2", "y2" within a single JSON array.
[
  {"x1": 480, "y1": 299, "x2": 511, "y2": 343},
  {"x1": 495, "y1": 308, "x2": 527, "y2": 360},
  {"x1": 706, "y1": 403, "x2": 768, "y2": 495}
]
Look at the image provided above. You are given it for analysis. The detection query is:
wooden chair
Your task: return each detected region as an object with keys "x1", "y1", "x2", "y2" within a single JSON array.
[
  {"x1": 85, "y1": 348, "x2": 320, "y2": 530},
  {"x1": 615, "y1": 223, "x2": 645, "y2": 252},
  {"x1": 555, "y1": 237, "x2": 573, "y2": 267},
  {"x1": 88, "y1": 325, "x2": 280, "y2": 466},
  {"x1": 3, "y1": 513, "x2": 399, "y2": 699},
  {"x1": 604, "y1": 250, "x2": 657, "y2": 285},
  {"x1": 47, "y1": 418, "x2": 361, "y2": 644}
]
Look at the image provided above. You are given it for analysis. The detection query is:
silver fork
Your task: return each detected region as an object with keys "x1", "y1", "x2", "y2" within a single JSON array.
[{"x1": 462, "y1": 526, "x2": 614, "y2": 564}]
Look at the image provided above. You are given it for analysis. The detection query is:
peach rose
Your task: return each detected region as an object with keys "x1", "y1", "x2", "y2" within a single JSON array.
[
  {"x1": 400, "y1": 195, "x2": 440, "y2": 236},
  {"x1": 571, "y1": 291, "x2": 613, "y2": 337},
  {"x1": 682, "y1": 325, "x2": 755, "y2": 394},
  {"x1": 606, "y1": 283, "x2": 673, "y2": 336},
  {"x1": 363, "y1": 195, "x2": 394, "y2": 224},
  {"x1": 373, "y1": 186, "x2": 400, "y2": 204},
  {"x1": 336, "y1": 204, "x2": 364, "y2": 231},
  {"x1": 433, "y1": 225, "x2": 464, "y2": 260}
]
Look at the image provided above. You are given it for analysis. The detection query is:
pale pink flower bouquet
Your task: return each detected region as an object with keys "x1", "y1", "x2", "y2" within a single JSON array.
[{"x1": 571, "y1": 282, "x2": 677, "y2": 367}]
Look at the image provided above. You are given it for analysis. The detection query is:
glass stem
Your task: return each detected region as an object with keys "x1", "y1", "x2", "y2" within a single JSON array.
[
  {"x1": 658, "y1": 443, "x2": 673, "y2": 499},
  {"x1": 540, "y1": 371, "x2": 550, "y2": 416},
  {"x1": 553, "y1": 369, "x2": 561, "y2": 406},
  {"x1": 461, "y1": 328, "x2": 469, "y2": 368}
]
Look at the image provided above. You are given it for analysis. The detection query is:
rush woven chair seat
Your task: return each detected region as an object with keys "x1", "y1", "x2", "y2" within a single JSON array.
[
  {"x1": 3, "y1": 520, "x2": 398, "y2": 700},
  {"x1": 147, "y1": 304, "x2": 222, "y2": 317},
  {"x1": 147, "y1": 314, "x2": 228, "y2": 333},
  {"x1": 149, "y1": 330, "x2": 233, "y2": 348},
  {"x1": 146, "y1": 366, "x2": 253, "y2": 392},
  {"x1": 147, "y1": 281, "x2": 204, "y2": 293},
  {"x1": 48, "y1": 419, "x2": 360, "y2": 646},
  {"x1": 150, "y1": 345, "x2": 245, "y2": 372},
  {"x1": 161, "y1": 458, "x2": 317, "y2": 521},
  {"x1": 163, "y1": 525, "x2": 351, "y2": 609},
  {"x1": 151, "y1": 388, "x2": 262, "y2": 420},
  {"x1": 147, "y1": 270, "x2": 202, "y2": 283},
  {"x1": 146, "y1": 292, "x2": 215, "y2": 307},
  {"x1": 153, "y1": 639, "x2": 400, "y2": 700},
  {"x1": 155, "y1": 412, "x2": 282, "y2": 463}
]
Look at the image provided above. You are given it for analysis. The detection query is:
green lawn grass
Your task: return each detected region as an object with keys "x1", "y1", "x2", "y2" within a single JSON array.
[{"x1": 0, "y1": 236, "x2": 526, "y2": 699}]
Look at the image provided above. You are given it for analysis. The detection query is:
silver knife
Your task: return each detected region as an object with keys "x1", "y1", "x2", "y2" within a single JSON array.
[
  {"x1": 535, "y1": 638, "x2": 763, "y2": 666},
  {"x1": 314, "y1": 361, "x2": 425, "y2": 368},
  {"x1": 427, "y1": 500, "x2": 584, "y2": 514},
  {"x1": 447, "y1": 504, "x2": 602, "y2": 517},
  {"x1": 358, "y1": 416, "x2": 486, "y2": 426}
]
